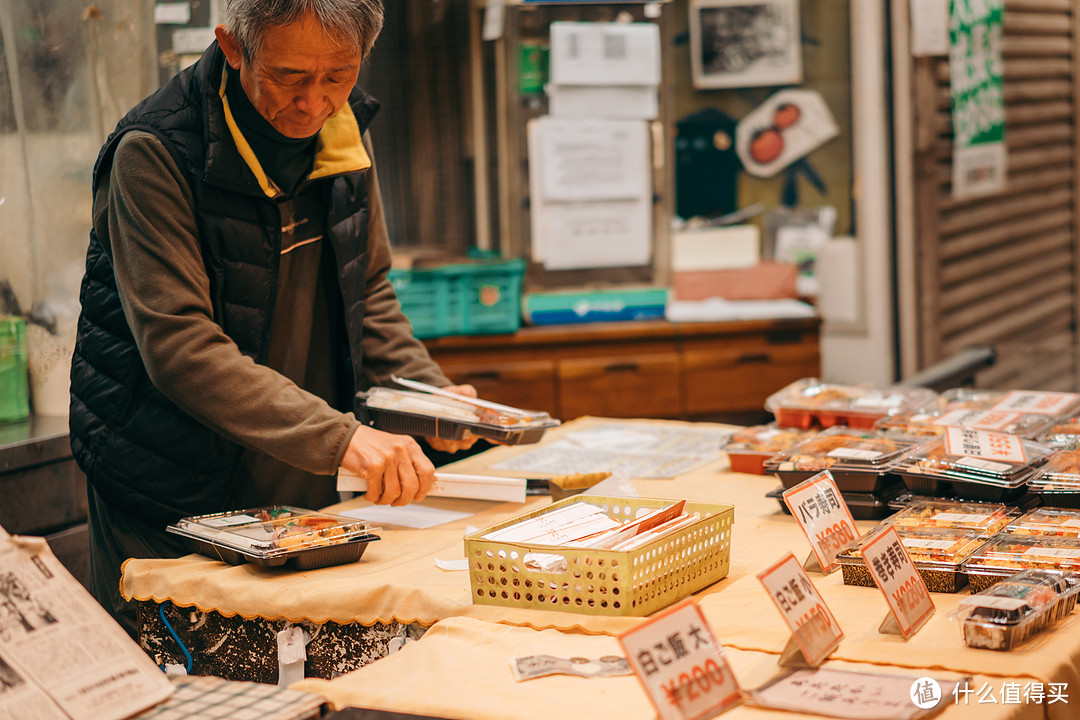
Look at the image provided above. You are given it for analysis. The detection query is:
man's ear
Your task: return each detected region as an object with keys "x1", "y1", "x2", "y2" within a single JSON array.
[{"x1": 215, "y1": 25, "x2": 243, "y2": 69}]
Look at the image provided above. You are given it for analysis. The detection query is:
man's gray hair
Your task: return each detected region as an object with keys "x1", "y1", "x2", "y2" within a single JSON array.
[{"x1": 224, "y1": 0, "x2": 384, "y2": 61}]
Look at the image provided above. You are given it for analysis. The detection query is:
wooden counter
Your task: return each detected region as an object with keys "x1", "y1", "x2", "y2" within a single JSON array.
[{"x1": 423, "y1": 317, "x2": 820, "y2": 422}]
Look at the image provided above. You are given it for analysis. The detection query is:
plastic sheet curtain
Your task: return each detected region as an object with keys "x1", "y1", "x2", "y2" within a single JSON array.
[{"x1": 0, "y1": 0, "x2": 155, "y2": 320}]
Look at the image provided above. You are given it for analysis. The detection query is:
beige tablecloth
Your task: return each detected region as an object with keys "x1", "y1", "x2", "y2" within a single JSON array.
[
  {"x1": 121, "y1": 417, "x2": 1080, "y2": 706},
  {"x1": 294, "y1": 616, "x2": 1044, "y2": 720}
]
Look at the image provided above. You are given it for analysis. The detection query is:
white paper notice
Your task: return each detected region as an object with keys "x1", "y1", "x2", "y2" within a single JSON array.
[
  {"x1": 549, "y1": 22, "x2": 660, "y2": 87},
  {"x1": 341, "y1": 505, "x2": 472, "y2": 529},
  {"x1": 534, "y1": 199, "x2": 651, "y2": 270},
  {"x1": 910, "y1": 0, "x2": 949, "y2": 56},
  {"x1": 535, "y1": 118, "x2": 650, "y2": 202},
  {"x1": 171, "y1": 27, "x2": 215, "y2": 54},
  {"x1": 154, "y1": 2, "x2": 191, "y2": 24}
]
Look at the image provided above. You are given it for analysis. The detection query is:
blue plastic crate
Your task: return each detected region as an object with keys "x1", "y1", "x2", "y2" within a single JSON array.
[{"x1": 389, "y1": 258, "x2": 526, "y2": 339}]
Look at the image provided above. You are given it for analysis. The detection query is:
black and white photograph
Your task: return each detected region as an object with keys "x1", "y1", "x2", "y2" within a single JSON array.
[{"x1": 690, "y1": 0, "x2": 802, "y2": 89}]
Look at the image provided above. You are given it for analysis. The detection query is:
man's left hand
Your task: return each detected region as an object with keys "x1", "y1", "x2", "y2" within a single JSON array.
[{"x1": 426, "y1": 384, "x2": 482, "y2": 453}]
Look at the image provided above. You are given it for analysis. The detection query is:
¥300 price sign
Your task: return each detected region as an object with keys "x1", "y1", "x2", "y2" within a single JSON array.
[
  {"x1": 757, "y1": 552, "x2": 842, "y2": 667},
  {"x1": 782, "y1": 470, "x2": 859, "y2": 574},
  {"x1": 619, "y1": 600, "x2": 741, "y2": 720}
]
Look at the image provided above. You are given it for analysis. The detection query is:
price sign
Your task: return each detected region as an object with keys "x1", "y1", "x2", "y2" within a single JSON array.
[
  {"x1": 932, "y1": 408, "x2": 1021, "y2": 431},
  {"x1": 757, "y1": 553, "x2": 843, "y2": 667},
  {"x1": 943, "y1": 427, "x2": 1026, "y2": 464},
  {"x1": 618, "y1": 600, "x2": 741, "y2": 720},
  {"x1": 992, "y1": 389, "x2": 1079, "y2": 416},
  {"x1": 782, "y1": 471, "x2": 859, "y2": 574},
  {"x1": 861, "y1": 525, "x2": 935, "y2": 639}
]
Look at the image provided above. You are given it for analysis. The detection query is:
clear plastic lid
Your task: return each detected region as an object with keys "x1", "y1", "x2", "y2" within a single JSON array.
[
  {"x1": 360, "y1": 387, "x2": 557, "y2": 429},
  {"x1": 1007, "y1": 507, "x2": 1080, "y2": 538},
  {"x1": 837, "y1": 525, "x2": 988, "y2": 570},
  {"x1": 722, "y1": 424, "x2": 815, "y2": 455},
  {"x1": 762, "y1": 426, "x2": 919, "y2": 475},
  {"x1": 1038, "y1": 418, "x2": 1080, "y2": 449},
  {"x1": 943, "y1": 388, "x2": 1080, "y2": 419},
  {"x1": 766, "y1": 378, "x2": 940, "y2": 417},
  {"x1": 893, "y1": 437, "x2": 1051, "y2": 485},
  {"x1": 887, "y1": 500, "x2": 1014, "y2": 535},
  {"x1": 965, "y1": 534, "x2": 1080, "y2": 573},
  {"x1": 168, "y1": 506, "x2": 378, "y2": 559},
  {"x1": 1030, "y1": 450, "x2": 1080, "y2": 490},
  {"x1": 950, "y1": 569, "x2": 1080, "y2": 627}
]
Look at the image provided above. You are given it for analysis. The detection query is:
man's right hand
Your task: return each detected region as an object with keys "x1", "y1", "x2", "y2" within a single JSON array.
[{"x1": 340, "y1": 425, "x2": 435, "y2": 506}]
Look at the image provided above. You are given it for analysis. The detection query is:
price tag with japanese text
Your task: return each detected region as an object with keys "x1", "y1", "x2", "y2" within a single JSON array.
[
  {"x1": 757, "y1": 553, "x2": 842, "y2": 667},
  {"x1": 932, "y1": 408, "x2": 1021, "y2": 432},
  {"x1": 942, "y1": 427, "x2": 1026, "y2": 465},
  {"x1": 862, "y1": 525, "x2": 935, "y2": 639},
  {"x1": 782, "y1": 471, "x2": 859, "y2": 574},
  {"x1": 618, "y1": 600, "x2": 741, "y2": 720},
  {"x1": 991, "y1": 389, "x2": 1079, "y2": 416}
]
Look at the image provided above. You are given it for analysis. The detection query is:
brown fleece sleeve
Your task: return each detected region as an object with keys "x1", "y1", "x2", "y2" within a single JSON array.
[
  {"x1": 358, "y1": 133, "x2": 452, "y2": 389},
  {"x1": 98, "y1": 131, "x2": 359, "y2": 475}
]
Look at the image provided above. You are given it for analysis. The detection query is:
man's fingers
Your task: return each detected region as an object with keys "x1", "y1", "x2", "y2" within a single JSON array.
[{"x1": 393, "y1": 461, "x2": 420, "y2": 506}]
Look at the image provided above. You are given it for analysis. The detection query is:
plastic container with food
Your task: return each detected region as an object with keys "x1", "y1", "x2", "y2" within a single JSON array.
[
  {"x1": 767, "y1": 483, "x2": 904, "y2": 521},
  {"x1": 835, "y1": 525, "x2": 987, "y2": 592},
  {"x1": 167, "y1": 506, "x2": 380, "y2": 569},
  {"x1": 942, "y1": 388, "x2": 1080, "y2": 419},
  {"x1": 964, "y1": 534, "x2": 1080, "y2": 593},
  {"x1": 886, "y1": 499, "x2": 1015, "y2": 536},
  {"x1": 891, "y1": 436, "x2": 1051, "y2": 502},
  {"x1": 723, "y1": 424, "x2": 816, "y2": 474},
  {"x1": 765, "y1": 378, "x2": 941, "y2": 430},
  {"x1": 762, "y1": 426, "x2": 916, "y2": 492},
  {"x1": 951, "y1": 569, "x2": 1080, "y2": 650},
  {"x1": 359, "y1": 386, "x2": 560, "y2": 445},
  {"x1": 875, "y1": 409, "x2": 1054, "y2": 440},
  {"x1": 1028, "y1": 450, "x2": 1080, "y2": 508},
  {"x1": 1038, "y1": 417, "x2": 1080, "y2": 449},
  {"x1": 1007, "y1": 507, "x2": 1080, "y2": 538}
]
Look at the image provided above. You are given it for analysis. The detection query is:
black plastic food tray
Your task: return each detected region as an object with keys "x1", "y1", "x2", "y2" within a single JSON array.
[
  {"x1": 775, "y1": 467, "x2": 901, "y2": 494},
  {"x1": 1032, "y1": 490, "x2": 1080, "y2": 509},
  {"x1": 837, "y1": 556, "x2": 967, "y2": 593},
  {"x1": 897, "y1": 471, "x2": 1029, "y2": 503},
  {"x1": 767, "y1": 485, "x2": 903, "y2": 521},
  {"x1": 183, "y1": 534, "x2": 380, "y2": 569},
  {"x1": 364, "y1": 406, "x2": 552, "y2": 445}
]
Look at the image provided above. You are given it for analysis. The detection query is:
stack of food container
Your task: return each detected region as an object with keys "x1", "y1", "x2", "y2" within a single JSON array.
[
  {"x1": 889, "y1": 436, "x2": 1052, "y2": 503},
  {"x1": 762, "y1": 427, "x2": 918, "y2": 519},
  {"x1": 764, "y1": 378, "x2": 940, "y2": 430},
  {"x1": 1027, "y1": 449, "x2": 1080, "y2": 507},
  {"x1": 721, "y1": 424, "x2": 816, "y2": 475}
]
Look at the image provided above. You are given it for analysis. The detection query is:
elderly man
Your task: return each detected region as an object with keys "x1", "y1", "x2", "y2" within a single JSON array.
[{"x1": 70, "y1": 0, "x2": 474, "y2": 632}]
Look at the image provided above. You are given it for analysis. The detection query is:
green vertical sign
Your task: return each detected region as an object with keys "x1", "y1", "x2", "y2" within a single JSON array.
[{"x1": 948, "y1": 0, "x2": 1006, "y2": 198}]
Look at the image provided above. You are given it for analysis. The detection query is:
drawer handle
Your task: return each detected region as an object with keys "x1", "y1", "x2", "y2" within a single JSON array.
[
  {"x1": 736, "y1": 353, "x2": 770, "y2": 365},
  {"x1": 461, "y1": 370, "x2": 501, "y2": 381},
  {"x1": 606, "y1": 362, "x2": 640, "y2": 372}
]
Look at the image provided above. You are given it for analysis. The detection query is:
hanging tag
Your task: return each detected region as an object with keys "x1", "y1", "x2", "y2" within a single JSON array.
[
  {"x1": 483, "y1": 0, "x2": 505, "y2": 42},
  {"x1": 277, "y1": 624, "x2": 308, "y2": 687}
]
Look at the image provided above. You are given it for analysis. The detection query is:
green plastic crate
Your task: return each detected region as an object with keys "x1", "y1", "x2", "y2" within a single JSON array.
[{"x1": 389, "y1": 258, "x2": 526, "y2": 339}]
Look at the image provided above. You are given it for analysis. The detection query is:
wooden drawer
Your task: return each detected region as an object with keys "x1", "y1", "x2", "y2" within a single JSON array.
[
  {"x1": 681, "y1": 342, "x2": 819, "y2": 416},
  {"x1": 557, "y1": 353, "x2": 681, "y2": 420},
  {"x1": 437, "y1": 359, "x2": 557, "y2": 415}
]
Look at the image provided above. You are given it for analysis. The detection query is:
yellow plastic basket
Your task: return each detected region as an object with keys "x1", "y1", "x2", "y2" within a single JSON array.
[{"x1": 464, "y1": 496, "x2": 734, "y2": 617}]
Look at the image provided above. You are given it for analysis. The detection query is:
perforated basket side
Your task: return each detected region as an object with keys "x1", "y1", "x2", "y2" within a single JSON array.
[{"x1": 464, "y1": 497, "x2": 734, "y2": 617}]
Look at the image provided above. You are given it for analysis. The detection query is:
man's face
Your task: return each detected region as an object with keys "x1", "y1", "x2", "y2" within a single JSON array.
[{"x1": 218, "y1": 15, "x2": 362, "y2": 139}]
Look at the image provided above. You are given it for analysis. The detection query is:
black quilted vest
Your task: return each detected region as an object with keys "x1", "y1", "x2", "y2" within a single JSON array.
[{"x1": 70, "y1": 42, "x2": 379, "y2": 526}]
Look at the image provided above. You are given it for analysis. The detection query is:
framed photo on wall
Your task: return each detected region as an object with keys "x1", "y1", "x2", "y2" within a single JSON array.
[{"x1": 690, "y1": 0, "x2": 803, "y2": 89}]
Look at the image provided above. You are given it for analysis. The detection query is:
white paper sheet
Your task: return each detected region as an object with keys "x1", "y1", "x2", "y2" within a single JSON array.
[
  {"x1": 550, "y1": 22, "x2": 660, "y2": 87},
  {"x1": 340, "y1": 505, "x2": 472, "y2": 530},
  {"x1": 548, "y1": 85, "x2": 658, "y2": 120},
  {"x1": 533, "y1": 118, "x2": 650, "y2": 203},
  {"x1": 533, "y1": 199, "x2": 652, "y2": 270}
]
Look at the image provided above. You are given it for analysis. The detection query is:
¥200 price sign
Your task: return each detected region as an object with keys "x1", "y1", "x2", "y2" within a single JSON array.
[
  {"x1": 757, "y1": 553, "x2": 842, "y2": 667},
  {"x1": 862, "y1": 525, "x2": 935, "y2": 639},
  {"x1": 618, "y1": 600, "x2": 741, "y2": 720},
  {"x1": 782, "y1": 470, "x2": 859, "y2": 574}
]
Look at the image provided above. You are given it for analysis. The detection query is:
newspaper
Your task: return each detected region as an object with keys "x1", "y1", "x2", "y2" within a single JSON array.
[{"x1": 0, "y1": 526, "x2": 173, "y2": 720}]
